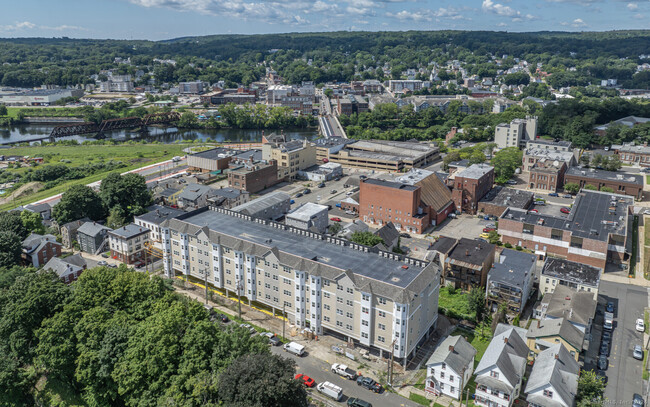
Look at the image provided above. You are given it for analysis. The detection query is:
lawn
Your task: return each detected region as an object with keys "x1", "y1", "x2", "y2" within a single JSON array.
[
  {"x1": 630, "y1": 215, "x2": 638, "y2": 276},
  {"x1": 438, "y1": 286, "x2": 475, "y2": 321},
  {"x1": 645, "y1": 215, "x2": 650, "y2": 246},
  {"x1": 5, "y1": 106, "x2": 86, "y2": 118},
  {"x1": 409, "y1": 392, "x2": 431, "y2": 406},
  {"x1": 647, "y1": 175, "x2": 650, "y2": 184},
  {"x1": 0, "y1": 143, "x2": 188, "y2": 211}
]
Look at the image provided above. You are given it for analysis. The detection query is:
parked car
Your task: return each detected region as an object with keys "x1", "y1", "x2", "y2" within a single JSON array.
[
  {"x1": 506, "y1": 180, "x2": 517, "y2": 185},
  {"x1": 601, "y1": 331, "x2": 612, "y2": 344},
  {"x1": 331, "y1": 189, "x2": 337, "y2": 194},
  {"x1": 283, "y1": 341, "x2": 305, "y2": 356},
  {"x1": 563, "y1": 194, "x2": 573, "y2": 199},
  {"x1": 548, "y1": 192, "x2": 559, "y2": 197},
  {"x1": 260, "y1": 332, "x2": 282, "y2": 346},
  {"x1": 633, "y1": 345, "x2": 644, "y2": 360},
  {"x1": 346, "y1": 191, "x2": 354, "y2": 196},
  {"x1": 317, "y1": 381, "x2": 343, "y2": 401},
  {"x1": 217, "y1": 313, "x2": 229, "y2": 323},
  {"x1": 400, "y1": 233, "x2": 411, "y2": 238},
  {"x1": 295, "y1": 373, "x2": 316, "y2": 387},
  {"x1": 357, "y1": 376, "x2": 382, "y2": 393},
  {"x1": 636, "y1": 318, "x2": 645, "y2": 332},
  {"x1": 359, "y1": 175, "x2": 368, "y2": 180},
  {"x1": 447, "y1": 213, "x2": 457, "y2": 219},
  {"x1": 606, "y1": 302, "x2": 615, "y2": 313},
  {"x1": 98, "y1": 260, "x2": 108, "y2": 266},
  {"x1": 534, "y1": 200, "x2": 546, "y2": 206},
  {"x1": 348, "y1": 398, "x2": 372, "y2": 407},
  {"x1": 633, "y1": 394, "x2": 645, "y2": 407},
  {"x1": 595, "y1": 369, "x2": 608, "y2": 385},
  {"x1": 295, "y1": 192, "x2": 303, "y2": 198},
  {"x1": 331, "y1": 363, "x2": 357, "y2": 380},
  {"x1": 598, "y1": 355, "x2": 608, "y2": 370},
  {"x1": 599, "y1": 342, "x2": 609, "y2": 357},
  {"x1": 335, "y1": 203, "x2": 342, "y2": 208},
  {"x1": 485, "y1": 223, "x2": 495, "y2": 229},
  {"x1": 290, "y1": 199, "x2": 295, "y2": 204},
  {"x1": 479, "y1": 233, "x2": 490, "y2": 239},
  {"x1": 483, "y1": 227, "x2": 496, "y2": 233},
  {"x1": 239, "y1": 323, "x2": 256, "y2": 334},
  {"x1": 303, "y1": 188, "x2": 311, "y2": 195},
  {"x1": 101, "y1": 253, "x2": 109, "y2": 258},
  {"x1": 529, "y1": 209, "x2": 539, "y2": 213},
  {"x1": 560, "y1": 207, "x2": 570, "y2": 214},
  {"x1": 330, "y1": 217, "x2": 342, "y2": 222}
]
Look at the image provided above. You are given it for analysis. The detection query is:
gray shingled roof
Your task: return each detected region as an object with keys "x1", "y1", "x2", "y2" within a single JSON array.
[
  {"x1": 426, "y1": 335, "x2": 477, "y2": 374},
  {"x1": 475, "y1": 324, "x2": 528, "y2": 392},
  {"x1": 109, "y1": 223, "x2": 149, "y2": 239},
  {"x1": 375, "y1": 222, "x2": 400, "y2": 246},
  {"x1": 541, "y1": 285, "x2": 597, "y2": 326},
  {"x1": 525, "y1": 343, "x2": 579, "y2": 407},
  {"x1": 43, "y1": 255, "x2": 86, "y2": 277},
  {"x1": 526, "y1": 318, "x2": 584, "y2": 351},
  {"x1": 135, "y1": 205, "x2": 185, "y2": 225},
  {"x1": 78, "y1": 222, "x2": 112, "y2": 237}
]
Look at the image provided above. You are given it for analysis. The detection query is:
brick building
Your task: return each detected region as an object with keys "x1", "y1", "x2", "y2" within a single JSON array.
[
  {"x1": 498, "y1": 190, "x2": 633, "y2": 269},
  {"x1": 564, "y1": 167, "x2": 643, "y2": 200},
  {"x1": 187, "y1": 147, "x2": 234, "y2": 172},
  {"x1": 528, "y1": 159, "x2": 567, "y2": 193},
  {"x1": 228, "y1": 159, "x2": 279, "y2": 194},
  {"x1": 451, "y1": 164, "x2": 494, "y2": 214},
  {"x1": 522, "y1": 148, "x2": 576, "y2": 173},
  {"x1": 22, "y1": 233, "x2": 62, "y2": 268},
  {"x1": 359, "y1": 169, "x2": 454, "y2": 233},
  {"x1": 612, "y1": 143, "x2": 650, "y2": 167},
  {"x1": 478, "y1": 187, "x2": 534, "y2": 218}
]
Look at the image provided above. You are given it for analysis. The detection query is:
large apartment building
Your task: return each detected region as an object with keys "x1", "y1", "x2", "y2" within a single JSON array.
[
  {"x1": 262, "y1": 139, "x2": 317, "y2": 180},
  {"x1": 160, "y1": 207, "x2": 441, "y2": 365},
  {"x1": 499, "y1": 190, "x2": 633, "y2": 269},
  {"x1": 494, "y1": 116, "x2": 538, "y2": 149}
]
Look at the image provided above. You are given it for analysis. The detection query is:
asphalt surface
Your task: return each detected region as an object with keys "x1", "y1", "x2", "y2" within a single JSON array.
[
  {"x1": 598, "y1": 281, "x2": 648, "y2": 404},
  {"x1": 270, "y1": 345, "x2": 422, "y2": 407}
]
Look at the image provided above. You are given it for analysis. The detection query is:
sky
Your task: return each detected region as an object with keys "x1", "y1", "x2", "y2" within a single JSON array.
[{"x1": 0, "y1": 0, "x2": 647, "y2": 40}]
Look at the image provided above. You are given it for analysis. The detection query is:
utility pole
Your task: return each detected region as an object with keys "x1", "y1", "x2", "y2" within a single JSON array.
[
  {"x1": 388, "y1": 338, "x2": 397, "y2": 387},
  {"x1": 236, "y1": 278, "x2": 242, "y2": 320},
  {"x1": 204, "y1": 268, "x2": 208, "y2": 305},
  {"x1": 465, "y1": 387, "x2": 470, "y2": 407},
  {"x1": 282, "y1": 302, "x2": 286, "y2": 339}
]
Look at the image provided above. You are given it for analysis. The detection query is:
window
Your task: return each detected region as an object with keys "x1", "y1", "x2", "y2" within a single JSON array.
[
  {"x1": 323, "y1": 292, "x2": 330, "y2": 298},
  {"x1": 324, "y1": 304, "x2": 330, "y2": 310},
  {"x1": 543, "y1": 390, "x2": 553, "y2": 398},
  {"x1": 346, "y1": 287, "x2": 353, "y2": 294},
  {"x1": 346, "y1": 300, "x2": 353, "y2": 306},
  {"x1": 361, "y1": 332, "x2": 369, "y2": 338},
  {"x1": 378, "y1": 336, "x2": 385, "y2": 343},
  {"x1": 362, "y1": 294, "x2": 370, "y2": 301},
  {"x1": 324, "y1": 316, "x2": 330, "y2": 322},
  {"x1": 346, "y1": 312, "x2": 353, "y2": 318},
  {"x1": 362, "y1": 307, "x2": 369, "y2": 314},
  {"x1": 378, "y1": 311, "x2": 386, "y2": 318},
  {"x1": 490, "y1": 371, "x2": 499, "y2": 379},
  {"x1": 336, "y1": 309, "x2": 343, "y2": 316},
  {"x1": 362, "y1": 320, "x2": 369, "y2": 326},
  {"x1": 440, "y1": 372, "x2": 445, "y2": 379},
  {"x1": 449, "y1": 375, "x2": 454, "y2": 382},
  {"x1": 378, "y1": 297, "x2": 387, "y2": 305},
  {"x1": 441, "y1": 362, "x2": 446, "y2": 370},
  {"x1": 378, "y1": 323, "x2": 386, "y2": 330}
]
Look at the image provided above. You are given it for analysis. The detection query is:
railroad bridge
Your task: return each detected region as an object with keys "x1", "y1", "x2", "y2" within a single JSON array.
[{"x1": 48, "y1": 111, "x2": 181, "y2": 140}]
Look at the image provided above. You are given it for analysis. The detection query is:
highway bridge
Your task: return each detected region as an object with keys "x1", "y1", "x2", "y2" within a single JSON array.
[{"x1": 318, "y1": 114, "x2": 347, "y2": 139}]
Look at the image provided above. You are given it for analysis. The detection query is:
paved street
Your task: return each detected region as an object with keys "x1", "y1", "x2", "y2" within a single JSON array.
[
  {"x1": 270, "y1": 345, "x2": 422, "y2": 407},
  {"x1": 598, "y1": 281, "x2": 648, "y2": 404}
]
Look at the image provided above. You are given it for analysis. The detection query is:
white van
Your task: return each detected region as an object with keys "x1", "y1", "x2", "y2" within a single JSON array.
[
  {"x1": 283, "y1": 341, "x2": 305, "y2": 356},
  {"x1": 317, "y1": 381, "x2": 343, "y2": 401}
]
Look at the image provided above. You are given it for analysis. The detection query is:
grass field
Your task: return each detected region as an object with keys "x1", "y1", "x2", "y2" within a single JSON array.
[
  {"x1": 409, "y1": 392, "x2": 431, "y2": 406},
  {"x1": 3, "y1": 106, "x2": 86, "y2": 118},
  {"x1": 0, "y1": 143, "x2": 189, "y2": 211}
]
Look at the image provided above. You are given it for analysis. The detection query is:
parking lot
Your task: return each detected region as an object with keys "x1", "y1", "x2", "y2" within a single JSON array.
[{"x1": 433, "y1": 214, "x2": 495, "y2": 241}]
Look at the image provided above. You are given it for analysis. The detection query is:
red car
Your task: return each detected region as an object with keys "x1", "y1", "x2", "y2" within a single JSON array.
[
  {"x1": 330, "y1": 217, "x2": 342, "y2": 222},
  {"x1": 529, "y1": 209, "x2": 539, "y2": 213},
  {"x1": 295, "y1": 374, "x2": 315, "y2": 387},
  {"x1": 560, "y1": 207, "x2": 570, "y2": 214},
  {"x1": 483, "y1": 227, "x2": 495, "y2": 233}
]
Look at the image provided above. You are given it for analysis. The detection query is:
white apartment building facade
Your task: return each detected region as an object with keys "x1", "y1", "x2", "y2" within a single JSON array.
[{"x1": 161, "y1": 207, "x2": 441, "y2": 364}]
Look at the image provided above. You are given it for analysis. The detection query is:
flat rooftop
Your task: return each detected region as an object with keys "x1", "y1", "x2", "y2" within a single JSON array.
[
  {"x1": 525, "y1": 148, "x2": 575, "y2": 162},
  {"x1": 178, "y1": 209, "x2": 426, "y2": 290},
  {"x1": 480, "y1": 186, "x2": 533, "y2": 209},
  {"x1": 287, "y1": 203, "x2": 328, "y2": 222},
  {"x1": 456, "y1": 163, "x2": 493, "y2": 179},
  {"x1": 346, "y1": 139, "x2": 438, "y2": 160},
  {"x1": 501, "y1": 190, "x2": 632, "y2": 242},
  {"x1": 526, "y1": 139, "x2": 572, "y2": 148},
  {"x1": 489, "y1": 249, "x2": 536, "y2": 287},
  {"x1": 363, "y1": 178, "x2": 419, "y2": 191},
  {"x1": 541, "y1": 257, "x2": 601, "y2": 287},
  {"x1": 191, "y1": 147, "x2": 234, "y2": 160},
  {"x1": 566, "y1": 167, "x2": 643, "y2": 185}
]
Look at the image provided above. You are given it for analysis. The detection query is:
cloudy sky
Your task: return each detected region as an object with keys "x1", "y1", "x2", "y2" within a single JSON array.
[{"x1": 0, "y1": 0, "x2": 647, "y2": 40}]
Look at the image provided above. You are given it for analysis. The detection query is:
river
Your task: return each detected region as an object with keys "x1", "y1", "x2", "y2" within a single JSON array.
[{"x1": 0, "y1": 124, "x2": 318, "y2": 144}]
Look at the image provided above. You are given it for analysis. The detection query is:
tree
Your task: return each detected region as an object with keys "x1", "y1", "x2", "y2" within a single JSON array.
[
  {"x1": 564, "y1": 182, "x2": 580, "y2": 194},
  {"x1": 20, "y1": 210, "x2": 45, "y2": 234},
  {"x1": 100, "y1": 173, "x2": 152, "y2": 218},
  {"x1": 0, "y1": 211, "x2": 28, "y2": 239},
  {"x1": 576, "y1": 370, "x2": 604, "y2": 406},
  {"x1": 328, "y1": 222, "x2": 342, "y2": 235},
  {"x1": 579, "y1": 154, "x2": 591, "y2": 167},
  {"x1": 0, "y1": 104, "x2": 7, "y2": 116},
  {"x1": 603, "y1": 156, "x2": 622, "y2": 172},
  {"x1": 0, "y1": 231, "x2": 22, "y2": 268},
  {"x1": 469, "y1": 150, "x2": 486, "y2": 165},
  {"x1": 178, "y1": 111, "x2": 199, "y2": 129},
  {"x1": 52, "y1": 184, "x2": 105, "y2": 224},
  {"x1": 350, "y1": 231, "x2": 384, "y2": 247},
  {"x1": 600, "y1": 186, "x2": 615, "y2": 193},
  {"x1": 467, "y1": 287, "x2": 487, "y2": 322},
  {"x1": 324, "y1": 89, "x2": 333, "y2": 98},
  {"x1": 217, "y1": 353, "x2": 308, "y2": 407},
  {"x1": 106, "y1": 205, "x2": 127, "y2": 229},
  {"x1": 492, "y1": 147, "x2": 523, "y2": 184},
  {"x1": 584, "y1": 184, "x2": 597, "y2": 190}
]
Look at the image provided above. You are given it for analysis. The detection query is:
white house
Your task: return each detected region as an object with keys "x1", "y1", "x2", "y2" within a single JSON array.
[
  {"x1": 474, "y1": 324, "x2": 528, "y2": 407},
  {"x1": 525, "y1": 343, "x2": 579, "y2": 407},
  {"x1": 425, "y1": 335, "x2": 477, "y2": 400}
]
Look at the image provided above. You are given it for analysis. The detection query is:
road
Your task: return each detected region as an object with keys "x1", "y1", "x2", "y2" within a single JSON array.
[
  {"x1": 270, "y1": 346, "x2": 421, "y2": 407},
  {"x1": 598, "y1": 281, "x2": 648, "y2": 404}
]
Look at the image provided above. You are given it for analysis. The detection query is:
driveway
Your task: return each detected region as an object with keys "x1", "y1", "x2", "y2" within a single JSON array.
[
  {"x1": 598, "y1": 281, "x2": 648, "y2": 404},
  {"x1": 433, "y1": 215, "x2": 489, "y2": 241}
]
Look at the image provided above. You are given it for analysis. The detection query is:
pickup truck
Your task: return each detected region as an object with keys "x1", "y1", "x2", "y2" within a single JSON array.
[
  {"x1": 357, "y1": 376, "x2": 382, "y2": 393},
  {"x1": 331, "y1": 363, "x2": 357, "y2": 380}
]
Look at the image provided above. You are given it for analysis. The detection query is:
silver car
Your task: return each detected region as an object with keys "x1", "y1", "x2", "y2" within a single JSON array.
[{"x1": 633, "y1": 345, "x2": 644, "y2": 361}]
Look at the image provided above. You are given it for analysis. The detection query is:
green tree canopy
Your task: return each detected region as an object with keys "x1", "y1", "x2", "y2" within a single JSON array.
[
  {"x1": 0, "y1": 211, "x2": 28, "y2": 239},
  {"x1": 217, "y1": 353, "x2": 308, "y2": 407},
  {"x1": 576, "y1": 370, "x2": 604, "y2": 406},
  {"x1": 564, "y1": 183, "x2": 580, "y2": 194},
  {"x1": 350, "y1": 231, "x2": 384, "y2": 247},
  {"x1": 492, "y1": 147, "x2": 523, "y2": 184},
  {"x1": 20, "y1": 210, "x2": 45, "y2": 235},
  {"x1": 100, "y1": 172, "x2": 152, "y2": 219},
  {"x1": 52, "y1": 184, "x2": 106, "y2": 224},
  {"x1": 0, "y1": 231, "x2": 22, "y2": 268}
]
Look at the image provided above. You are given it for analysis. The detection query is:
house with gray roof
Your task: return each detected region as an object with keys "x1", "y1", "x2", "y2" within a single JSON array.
[
  {"x1": 526, "y1": 318, "x2": 584, "y2": 362},
  {"x1": 108, "y1": 223, "x2": 150, "y2": 265},
  {"x1": 286, "y1": 203, "x2": 329, "y2": 234},
  {"x1": 487, "y1": 249, "x2": 537, "y2": 315},
  {"x1": 177, "y1": 184, "x2": 217, "y2": 210},
  {"x1": 425, "y1": 335, "x2": 477, "y2": 400},
  {"x1": 134, "y1": 205, "x2": 184, "y2": 242},
  {"x1": 77, "y1": 222, "x2": 112, "y2": 255},
  {"x1": 43, "y1": 254, "x2": 87, "y2": 283},
  {"x1": 60, "y1": 218, "x2": 87, "y2": 249},
  {"x1": 22, "y1": 233, "x2": 61, "y2": 267},
  {"x1": 231, "y1": 191, "x2": 291, "y2": 220},
  {"x1": 524, "y1": 343, "x2": 579, "y2": 407},
  {"x1": 474, "y1": 324, "x2": 528, "y2": 407},
  {"x1": 534, "y1": 285, "x2": 597, "y2": 334},
  {"x1": 374, "y1": 222, "x2": 400, "y2": 251}
]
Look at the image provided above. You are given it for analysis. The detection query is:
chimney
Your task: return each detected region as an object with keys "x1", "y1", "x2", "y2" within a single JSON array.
[
  {"x1": 449, "y1": 345, "x2": 455, "y2": 353},
  {"x1": 503, "y1": 337, "x2": 508, "y2": 344},
  {"x1": 537, "y1": 320, "x2": 541, "y2": 329},
  {"x1": 554, "y1": 353, "x2": 559, "y2": 360},
  {"x1": 465, "y1": 249, "x2": 469, "y2": 256}
]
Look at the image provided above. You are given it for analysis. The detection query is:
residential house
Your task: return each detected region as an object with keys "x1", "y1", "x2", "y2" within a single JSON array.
[
  {"x1": 540, "y1": 258, "x2": 601, "y2": 300},
  {"x1": 374, "y1": 222, "x2": 400, "y2": 251},
  {"x1": 474, "y1": 324, "x2": 529, "y2": 407},
  {"x1": 22, "y1": 233, "x2": 61, "y2": 267},
  {"x1": 108, "y1": 224, "x2": 150, "y2": 265},
  {"x1": 134, "y1": 205, "x2": 184, "y2": 242},
  {"x1": 207, "y1": 187, "x2": 250, "y2": 209},
  {"x1": 177, "y1": 184, "x2": 217, "y2": 210},
  {"x1": 478, "y1": 187, "x2": 533, "y2": 218},
  {"x1": 440, "y1": 237, "x2": 496, "y2": 289},
  {"x1": 612, "y1": 142, "x2": 650, "y2": 167},
  {"x1": 43, "y1": 254, "x2": 87, "y2": 283},
  {"x1": 487, "y1": 249, "x2": 536, "y2": 315},
  {"x1": 77, "y1": 222, "x2": 112, "y2": 255},
  {"x1": 425, "y1": 335, "x2": 477, "y2": 400},
  {"x1": 534, "y1": 285, "x2": 597, "y2": 335},
  {"x1": 524, "y1": 344, "x2": 579, "y2": 407},
  {"x1": 526, "y1": 318, "x2": 584, "y2": 362},
  {"x1": 60, "y1": 218, "x2": 87, "y2": 249},
  {"x1": 564, "y1": 167, "x2": 643, "y2": 201},
  {"x1": 528, "y1": 159, "x2": 566, "y2": 193}
]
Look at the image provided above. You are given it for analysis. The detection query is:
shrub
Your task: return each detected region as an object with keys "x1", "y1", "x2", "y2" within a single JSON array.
[
  {"x1": 515, "y1": 245, "x2": 523, "y2": 251},
  {"x1": 504, "y1": 242, "x2": 512, "y2": 248}
]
